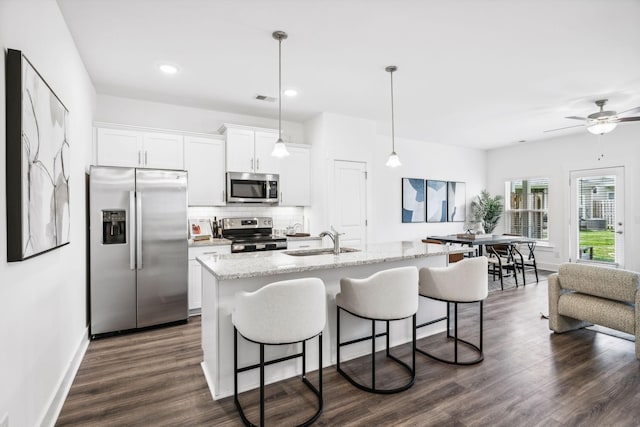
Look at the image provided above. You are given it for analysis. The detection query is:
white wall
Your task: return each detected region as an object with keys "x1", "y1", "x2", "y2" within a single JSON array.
[
  {"x1": 370, "y1": 134, "x2": 487, "y2": 242},
  {"x1": 95, "y1": 94, "x2": 306, "y2": 144},
  {"x1": 0, "y1": 0, "x2": 95, "y2": 426},
  {"x1": 487, "y1": 126, "x2": 640, "y2": 272},
  {"x1": 306, "y1": 112, "x2": 376, "y2": 236},
  {"x1": 306, "y1": 112, "x2": 487, "y2": 242}
]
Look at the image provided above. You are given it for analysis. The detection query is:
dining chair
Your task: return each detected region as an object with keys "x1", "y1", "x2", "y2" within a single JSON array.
[
  {"x1": 486, "y1": 244, "x2": 519, "y2": 290},
  {"x1": 503, "y1": 234, "x2": 539, "y2": 284}
]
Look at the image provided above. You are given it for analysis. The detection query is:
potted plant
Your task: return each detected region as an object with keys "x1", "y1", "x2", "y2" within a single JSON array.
[{"x1": 470, "y1": 190, "x2": 504, "y2": 234}]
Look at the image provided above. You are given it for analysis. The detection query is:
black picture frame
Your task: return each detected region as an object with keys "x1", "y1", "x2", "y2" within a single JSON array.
[{"x1": 6, "y1": 49, "x2": 70, "y2": 262}]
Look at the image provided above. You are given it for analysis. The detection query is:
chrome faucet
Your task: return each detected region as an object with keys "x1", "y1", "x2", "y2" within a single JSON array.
[{"x1": 319, "y1": 226, "x2": 343, "y2": 255}]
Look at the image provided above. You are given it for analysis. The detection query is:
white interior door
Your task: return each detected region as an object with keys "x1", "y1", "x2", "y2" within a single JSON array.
[
  {"x1": 569, "y1": 167, "x2": 624, "y2": 267},
  {"x1": 332, "y1": 160, "x2": 367, "y2": 248}
]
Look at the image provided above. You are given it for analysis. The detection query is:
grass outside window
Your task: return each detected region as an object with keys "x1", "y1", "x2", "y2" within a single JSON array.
[{"x1": 579, "y1": 230, "x2": 615, "y2": 262}]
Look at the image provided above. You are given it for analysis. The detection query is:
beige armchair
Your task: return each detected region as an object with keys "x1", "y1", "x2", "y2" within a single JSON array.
[{"x1": 548, "y1": 263, "x2": 640, "y2": 359}]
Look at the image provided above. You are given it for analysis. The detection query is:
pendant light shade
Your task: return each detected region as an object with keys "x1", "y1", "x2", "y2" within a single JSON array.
[
  {"x1": 271, "y1": 31, "x2": 290, "y2": 158},
  {"x1": 385, "y1": 65, "x2": 401, "y2": 168}
]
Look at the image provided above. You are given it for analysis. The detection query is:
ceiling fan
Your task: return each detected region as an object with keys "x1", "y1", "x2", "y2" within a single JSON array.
[{"x1": 545, "y1": 99, "x2": 640, "y2": 135}]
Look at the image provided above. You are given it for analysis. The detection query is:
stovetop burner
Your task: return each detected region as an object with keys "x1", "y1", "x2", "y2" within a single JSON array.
[{"x1": 221, "y1": 217, "x2": 287, "y2": 253}]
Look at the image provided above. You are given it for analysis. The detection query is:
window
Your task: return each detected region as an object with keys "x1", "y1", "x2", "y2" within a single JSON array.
[{"x1": 505, "y1": 178, "x2": 549, "y2": 240}]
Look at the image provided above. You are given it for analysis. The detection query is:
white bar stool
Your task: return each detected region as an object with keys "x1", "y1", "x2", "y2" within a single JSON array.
[
  {"x1": 232, "y1": 277, "x2": 326, "y2": 426},
  {"x1": 417, "y1": 256, "x2": 488, "y2": 365},
  {"x1": 336, "y1": 266, "x2": 418, "y2": 394}
]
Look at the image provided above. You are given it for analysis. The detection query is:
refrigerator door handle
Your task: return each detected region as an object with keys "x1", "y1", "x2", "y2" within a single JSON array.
[
  {"x1": 136, "y1": 191, "x2": 143, "y2": 270},
  {"x1": 129, "y1": 191, "x2": 136, "y2": 270}
]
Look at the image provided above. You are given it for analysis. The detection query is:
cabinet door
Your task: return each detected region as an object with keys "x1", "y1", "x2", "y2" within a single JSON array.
[
  {"x1": 188, "y1": 259, "x2": 202, "y2": 311},
  {"x1": 185, "y1": 136, "x2": 225, "y2": 205},
  {"x1": 225, "y1": 128, "x2": 255, "y2": 172},
  {"x1": 96, "y1": 128, "x2": 143, "y2": 167},
  {"x1": 142, "y1": 132, "x2": 184, "y2": 170},
  {"x1": 279, "y1": 145, "x2": 310, "y2": 206},
  {"x1": 188, "y1": 245, "x2": 231, "y2": 311},
  {"x1": 254, "y1": 131, "x2": 280, "y2": 174}
]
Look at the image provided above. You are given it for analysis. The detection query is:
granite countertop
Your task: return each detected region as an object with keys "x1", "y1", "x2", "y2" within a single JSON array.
[
  {"x1": 198, "y1": 241, "x2": 474, "y2": 280},
  {"x1": 188, "y1": 238, "x2": 232, "y2": 247}
]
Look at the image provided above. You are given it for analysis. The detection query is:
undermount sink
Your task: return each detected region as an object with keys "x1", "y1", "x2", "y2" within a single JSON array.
[{"x1": 283, "y1": 247, "x2": 360, "y2": 256}]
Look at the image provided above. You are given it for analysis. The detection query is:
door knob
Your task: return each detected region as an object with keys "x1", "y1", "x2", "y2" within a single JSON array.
[{"x1": 616, "y1": 231, "x2": 623, "y2": 234}]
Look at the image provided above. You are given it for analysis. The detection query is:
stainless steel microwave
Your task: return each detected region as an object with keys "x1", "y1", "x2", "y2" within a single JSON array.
[{"x1": 226, "y1": 172, "x2": 279, "y2": 204}]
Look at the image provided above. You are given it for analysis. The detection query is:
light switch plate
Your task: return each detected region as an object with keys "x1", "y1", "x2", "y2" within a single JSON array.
[{"x1": 0, "y1": 412, "x2": 8, "y2": 427}]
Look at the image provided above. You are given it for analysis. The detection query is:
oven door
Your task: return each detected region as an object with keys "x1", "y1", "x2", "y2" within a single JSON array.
[{"x1": 226, "y1": 172, "x2": 279, "y2": 204}]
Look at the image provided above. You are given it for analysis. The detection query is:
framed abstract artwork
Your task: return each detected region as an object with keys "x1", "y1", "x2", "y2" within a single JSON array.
[
  {"x1": 447, "y1": 181, "x2": 466, "y2": 222},
  {"x1": 426, "y1": 180, "x2": 448, "y2": 222},
  {"x1": 402, "y1": 178, "x2": 425, "y2": 223},
  {"x1": 6, "y1": 49, "x2": 70, "y2": 262}
]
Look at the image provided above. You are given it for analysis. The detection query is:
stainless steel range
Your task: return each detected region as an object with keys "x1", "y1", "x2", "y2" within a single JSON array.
[{"x1": 221, "y1": 217, "x2": 287, "y2": 253}]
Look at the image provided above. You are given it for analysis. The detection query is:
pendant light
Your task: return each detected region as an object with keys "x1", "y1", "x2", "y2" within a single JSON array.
[
  {"x1": 271, "y1": 31, "x2": 290, "y2": 158},
  {"x1": 385, "y1": 65, "x2": 401, "y2": 167}
]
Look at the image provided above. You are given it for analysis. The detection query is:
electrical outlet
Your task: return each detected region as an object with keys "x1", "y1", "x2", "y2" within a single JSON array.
[{"x1": 0, "y1": 412, "x2": 8, "y2": 427}]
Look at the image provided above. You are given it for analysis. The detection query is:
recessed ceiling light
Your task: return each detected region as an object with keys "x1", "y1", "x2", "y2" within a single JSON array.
[
  {"x1": 159, "y1": 64, "x2": 179, "y2": 75},
  {"x1": 283, "y1": 89, "x2": 297, "y2": 97}
]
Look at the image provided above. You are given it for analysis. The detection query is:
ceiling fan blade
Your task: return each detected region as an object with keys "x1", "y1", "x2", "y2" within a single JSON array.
[
  {"x1": 617, "y1": 116, "x2": 640, "y2": 122},
  {"x1": 565, "y1": 116, "x2": 587, "y2": 121},
  {"x1": 617, "y1": 106, "x2": 640, "y2": 117},
  {"x1": 544, "y1": 124, "x2": 586, "y2": 133}
]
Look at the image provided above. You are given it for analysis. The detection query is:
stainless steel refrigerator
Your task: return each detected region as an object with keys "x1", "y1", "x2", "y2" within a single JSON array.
[{"x1": 89, "y1": 166, "x2": 188, "y2": 337}]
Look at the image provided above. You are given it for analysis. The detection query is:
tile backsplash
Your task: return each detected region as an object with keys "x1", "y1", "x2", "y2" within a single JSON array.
[{"x1": 188, "y1": 205, "x2": 307, "y2": 235}]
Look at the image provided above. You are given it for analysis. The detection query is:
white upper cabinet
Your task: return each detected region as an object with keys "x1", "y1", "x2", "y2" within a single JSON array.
[
  {"x1": 253, "y1": 131, "x2": 280, "y2": 174},
  {"x1": 224, "y1": 127, "x2": 255, "y2": 173},
  {"x1": 278, "y1": 144, "x2": 311, "y2": 206},
  {"x1": 95, "y1": 128, "x2": 143, "y2": 168},
  {"x1": 184, "y1": 135, "x2": 226, "y2": 206},
  {"x1": 95, "y1": 126, "x2": 184, "y2": 170},
  {"x1": 142, "y1": 132, "x2": 184, "y2": 169},
  {"x1": 222, "y1": 124, "x2": 280, "y2": 174}
]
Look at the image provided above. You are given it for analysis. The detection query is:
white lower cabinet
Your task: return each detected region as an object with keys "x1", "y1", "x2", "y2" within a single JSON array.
[
  {"x1": 188, "y1": 244, "x2": 231, "y2": 312},
  {"x1": 287, "y1": 238, "x2": 322, "y2": 250}
]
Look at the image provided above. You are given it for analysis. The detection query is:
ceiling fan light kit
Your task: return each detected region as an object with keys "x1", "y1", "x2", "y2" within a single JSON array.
[
  {"x1": 271, "y1": 30, "x2": 290, "y2": 158},
  {"x1": 546, "y1": 99, "x2": 640, "y2": 135},
  {"x1": 587, "y1": 121, "x2": 617, "y2": 135},
  {"x1": 385, "y1": 65, "x2": 401, "y2": 168}
]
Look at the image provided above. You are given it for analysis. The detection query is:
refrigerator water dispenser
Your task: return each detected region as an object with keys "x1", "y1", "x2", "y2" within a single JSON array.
[{"x1": 102, "y1": 210, "x2": 126, "y2": 244}]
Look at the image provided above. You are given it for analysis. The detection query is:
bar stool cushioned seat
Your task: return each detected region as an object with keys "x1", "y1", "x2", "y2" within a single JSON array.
[
  {"x1": 418, "y1": 256, "x2": 488, "y2": 365},
  {"x1": 233, "y1": 277, "x2": 326, "y2": 426},
  {"x1": 336, "y1": 266, "x2": 418, "y2": 394}
]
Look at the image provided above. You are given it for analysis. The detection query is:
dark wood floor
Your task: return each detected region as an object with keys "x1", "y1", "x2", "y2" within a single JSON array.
[{"x1": 57, "y1": 276, "x2": 640, "y2": 426}]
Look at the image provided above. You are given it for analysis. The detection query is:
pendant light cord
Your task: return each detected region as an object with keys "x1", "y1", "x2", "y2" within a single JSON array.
[
  {"x1": 278, "y1": 36, "x2": 282, "y2": 141},
  {"x1": 390, "y1": 69, "x2": 395, "y2": 153}
]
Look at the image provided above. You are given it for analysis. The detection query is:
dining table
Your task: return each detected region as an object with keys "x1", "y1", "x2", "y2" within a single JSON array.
[{"x1": 426, "y1": 234, "x2": 536, "y2": 256}]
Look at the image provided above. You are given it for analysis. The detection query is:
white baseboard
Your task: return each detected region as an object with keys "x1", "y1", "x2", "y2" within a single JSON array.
[
  {"x1": 538, "y1": 262, "x2": 560, "y2": 272},
  {"x1": 201, "y1": 361, "x2": 217, "y2": 401},
  {"x1": 39, "y1": 328, "x2": 89, "y2": 427}
]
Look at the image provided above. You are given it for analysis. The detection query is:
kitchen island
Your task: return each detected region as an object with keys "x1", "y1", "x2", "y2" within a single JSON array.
[{"x1": 198, "y1": 241, "x2": 473, "y2": 400}]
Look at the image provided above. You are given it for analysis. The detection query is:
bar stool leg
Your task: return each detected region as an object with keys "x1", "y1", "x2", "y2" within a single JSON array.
[
  {"x1": 454, "y1": 302, "x2": 458, "y2": 364},
  {"x1": 260, "y1": 344, "x2": 265, "y2": 427},
  {"x1": 336, "y1": 307, "x2": 341, "y2": 371},
  {"x1": 371, "y1": 319, "x2": 376, "y2": 391}
]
